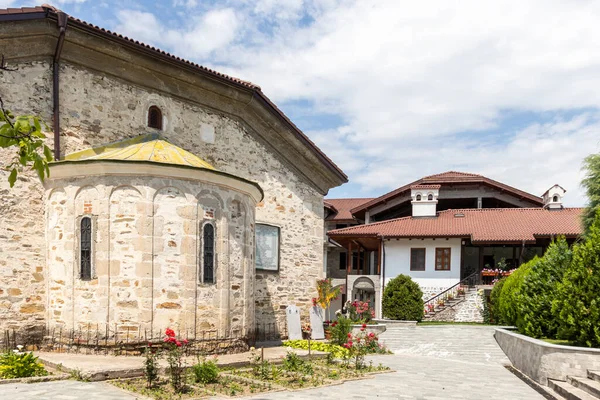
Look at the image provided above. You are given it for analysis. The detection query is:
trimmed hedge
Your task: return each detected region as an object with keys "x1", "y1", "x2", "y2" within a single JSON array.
[
  {"x1": 489, "y1": 277, "x2": 506, "y2": 324},
  {"x1": 382, "y1": 274, "x2": 424, "y2": 321},
  {"x1": 553, "y1": 214, "x2": 600, "y2": 347},
  {"x1": 496, "y1": 257, "x2": 536, "y2": 327},
  {"x1": 517, "y1": 237, "x2": 572, "y2": 338}
]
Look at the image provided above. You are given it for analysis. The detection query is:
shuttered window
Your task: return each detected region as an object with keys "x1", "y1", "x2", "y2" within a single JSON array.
[
  {"x1": 410, "y1": 248, "x2": 426, "y2": 271},
  {"x1": 435, "y1": 248, "x2": 451, "y2": 270}
]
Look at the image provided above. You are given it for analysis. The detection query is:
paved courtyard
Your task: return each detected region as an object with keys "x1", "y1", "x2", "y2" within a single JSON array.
[{"x1": 0, "y1": 326, "x2": 545, "y2": 399}]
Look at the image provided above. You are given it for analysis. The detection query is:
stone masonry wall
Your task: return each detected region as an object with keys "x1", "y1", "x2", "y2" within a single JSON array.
[
  {"x1": 0, "y1": 61, "x2": 325, "y2": 336},
  {"x1": 45, "y1": 174, "x2": 255, "y2": 337}
]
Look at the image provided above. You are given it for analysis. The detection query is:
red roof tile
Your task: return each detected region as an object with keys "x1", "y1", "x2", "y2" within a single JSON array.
[
  {"x1": 329, "y1": 208, "x2": 584, "y2": 243},
  {"x1": 325, "y1": 198, "x2": 374, "y2": 221},
  {"x1": 0, "y1": 5, "x2": 347, "y2": 184},
  {"x1": 351, "y1": 171, "x2": 543, "y2": 215},
  {"x1": 411, "y1": 184, "x2": 441, "y2": 190}
]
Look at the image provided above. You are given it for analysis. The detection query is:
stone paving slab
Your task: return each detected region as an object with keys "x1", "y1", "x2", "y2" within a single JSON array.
[{"x1": 0, "y1": 379, "x2": 141, "y2": 399}]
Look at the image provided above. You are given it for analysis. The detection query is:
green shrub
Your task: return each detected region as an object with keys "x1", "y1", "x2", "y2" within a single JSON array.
[
  {"x1": 282, "y1": 351, "x2": 313, "y2": 375},
  {"x1": 327, "y1": 316, "x2": 352, "y2": 346},
  {"x1": 192, "y1": 357, "x2": 219, "y2": 384},
  {"x1": 382, "y1": 274, "x2": 424, "y2": 321},
  {"x1": 282, "y1": 340, "x2": 349, "y2": 358},
  {"x1": 517, "y1": 237, "x2": 572, "y2": 338},
  {"x1": 553, "y1": 213, "x2": 600, "y2": 347},
  {"x1": 490, "y1": 277, "x2": 506, "y2": 324},
  {"x1": 0, "y1": 351, "x2": 48, "y2": 379},
  {"x1": 497, "y1": 258, "x2": 536, "y2": 326}
]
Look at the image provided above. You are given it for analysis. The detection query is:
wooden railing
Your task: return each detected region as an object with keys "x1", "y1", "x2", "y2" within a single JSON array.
[{"x1": 423, "y1": 272, "x2": 480, "y2": 314}]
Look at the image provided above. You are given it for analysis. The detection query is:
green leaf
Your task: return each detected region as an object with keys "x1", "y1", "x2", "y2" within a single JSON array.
[
  {"x1": 8, "y1": 168, "x2": 17, "y2": 188},
  {"x1": 43, "y1": 145, "x2": 53, "y2": 162}
]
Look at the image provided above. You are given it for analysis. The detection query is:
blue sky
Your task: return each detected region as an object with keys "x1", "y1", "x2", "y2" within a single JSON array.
[{"x1": 5, "y1": 0, "x2": 600, "y2": 205}]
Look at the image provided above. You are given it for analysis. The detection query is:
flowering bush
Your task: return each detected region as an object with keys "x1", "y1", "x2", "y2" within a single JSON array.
[
  {"x1": 342, "y1": 324, "x2": 387, "y2": 369},
  {"x1": 327, "y1": 316, "x2": 352, "y2": 346},
  {"x1": 0, "y1": 346, "x2": 48, "y2": 379},
  {"x1": 163, "y1": 327, "x2": 189, "y2": 392},
  {"x1": 346, "y1": 300, "x2": 375, "y2": 324},
  {"x1": 143, "y1": 343, "x2": 159, "y2": 388}
]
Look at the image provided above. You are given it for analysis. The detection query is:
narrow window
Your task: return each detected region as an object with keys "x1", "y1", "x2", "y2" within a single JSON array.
[
  {"x1": 80, "y1": 217, "x2": 92, "y2": 280},
  {"x1": 552, "y1": 195, "x2": 559, "y2": 202},
  {"x1": 416, "y1": 194, "x2": 422, "y2": 201},
  {"x1": 202, "y1": 223, "x2": 215, "y2": 283},
  {"x1": 435, "y1": 248, "x2": 451, "y2": 270},
  {"x1": 428, "y1": 194, "x2": 433, "y2": 201},
  {"x1": 148, "y1": 106, "x2": 163, "y2": 130},
  {"x1": 410, "y1": 248, "x2": 426, "y2": 271},
  {"x1": 339, "y1": 252, "x2": 347, "y2": 270}
]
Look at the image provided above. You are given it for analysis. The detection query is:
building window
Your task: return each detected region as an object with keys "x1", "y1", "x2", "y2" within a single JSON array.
[
  {"x1": 410, "y1": 248, "x2": 426, "y2": 271},
  {"x1": 202, "y1": 223, "x2": 215, "y2": 283},
  {"x1": 80, "y1": 217, "x2": 92, "y2": 280},
  {"x1": 148, "y1": 106, "x2": 162, "y2": 130},
  {"x1": 416, "y1": 194, "x2": 422, "y2": 201},
  {"x1": 428, "y1": 194, "x2": 433, "y2": 201},
  {"x1": 255, "y1": 224, "x2": 280, "y2": 271},
  {"x1": 552, "y1": 195, "x2": 559, "y2": 202},
  {"x1": 339, "y1": 251, "x2": 347, "y2": 270},
  {"x1": 435, "y1": 248, "x2": 451, "y2": 270}
]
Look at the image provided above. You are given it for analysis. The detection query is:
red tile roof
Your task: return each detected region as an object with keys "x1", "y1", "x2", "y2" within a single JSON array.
[
  {"x1": 0, "y1": 5, "x2": 347, "y2": 184},
  {"x1": 411, "y1": 184, "x2": 441, "y2": 190},
  {"x1": 328, "y1": 208, "x2": 584, "y2": 243},
  {"x1": 351, "y1": 171, "x2": 543, "y2": 215},
  {"x1": 325, "y1": 198, "x2": 375, "y2": 221}
]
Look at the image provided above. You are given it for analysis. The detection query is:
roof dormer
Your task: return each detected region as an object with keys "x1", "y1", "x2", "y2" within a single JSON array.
[
  {"x1": 411, "y1": 184, "x2": 440, "y2": 217},
  {"x1": 542, "y1": 184, "x2": 566, "y2": 210}
]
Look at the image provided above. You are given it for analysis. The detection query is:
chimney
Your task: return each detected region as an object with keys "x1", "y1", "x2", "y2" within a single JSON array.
[
  {"x1": 542, "y1": 184, "x2": 566, "y2": 210},
  {"x1": 411, "y1": 184, "x2": 440, "y2": 217}
]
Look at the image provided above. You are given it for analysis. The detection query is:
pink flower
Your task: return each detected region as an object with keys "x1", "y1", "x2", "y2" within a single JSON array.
[
  {"x1": 183, "y1": 339, "x2": 189, "y2": 344},
  {"x1": 368, "y1": 332, "x2": 375, "y2": 338},
  {"x1": 176, "y1": 341, "x2": 182, "y2": 347},
  {"x1": 347, "y1": 333, "x2": 352, "y2": 338}
]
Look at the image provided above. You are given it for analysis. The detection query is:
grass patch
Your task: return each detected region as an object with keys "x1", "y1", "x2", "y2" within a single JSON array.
[{"x1": 540, "y1": 338, "x2": 580, "y2": 347}]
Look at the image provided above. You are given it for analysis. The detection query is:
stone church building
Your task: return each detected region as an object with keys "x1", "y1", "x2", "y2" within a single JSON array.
[{"x1": 0, "y1": 6, "x2": 347, "y2": 339}]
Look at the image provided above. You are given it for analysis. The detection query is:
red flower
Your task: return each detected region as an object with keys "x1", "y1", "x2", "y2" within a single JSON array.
[
  {"x1": 368, "y1": 332, "x2": 375, "y2": 338},
  {"x1": 165, "y1": 328, "x2": 175, "y2": 337},
  {"x1": 347, "y1": 333, "x2": 352, "y2": 338},
  {"x1": 183, "y1": 339, "x2": 189, "y2": 344},
  {"x1": 176, "y1": 341, "x2": 182, "y2": 347},
  {"x1": 362, "y1": 323, "x2": 367, "y2": 329},
  {"x1": 148, "y1": 342, "x2": 152, "y2": 347}
]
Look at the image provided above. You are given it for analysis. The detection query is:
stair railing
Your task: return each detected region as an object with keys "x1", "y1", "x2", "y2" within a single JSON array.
[{"x1": 423, "y1": 271, "x2": 480, "y2": 315}]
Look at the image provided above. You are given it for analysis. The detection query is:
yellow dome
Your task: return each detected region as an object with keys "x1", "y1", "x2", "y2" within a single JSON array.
[{"x1": 64, "y1": 134, "x2": 216, "y2": 170}]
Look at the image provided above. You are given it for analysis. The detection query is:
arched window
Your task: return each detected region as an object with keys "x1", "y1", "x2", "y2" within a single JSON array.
[
  {"x1": 148, "y1": 106, "x2": 162, "y2": 130},
  {"x1": 428, "y1": 194, "x2": 433, "y2": 201},
  {"x1": 415, "y1": 194, "x2": 422, "y2": 201},
  {"x1": 202, "y1": 223, "x2": 215, "y2": 283},
  {"x1": 552, "y1": 195, "x2": 559, "y2": 202},
  {"x1": 80, "y1": 217, "x2": 92, "y2": 280}
]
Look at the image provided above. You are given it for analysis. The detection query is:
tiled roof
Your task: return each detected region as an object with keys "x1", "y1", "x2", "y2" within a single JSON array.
[
  {"x1": 325, "y1": 198, "x2": 375, "y2": 221},
  {"x1": 351, "y1": 171, "x2": 543, "y2": 214},
  {"x1": 0, "y1": 5, "x2": 347, "y2": 183},
  {"x1": 328, "y1": 208, "x2": 584, "y2": 243},
  {"x1": 411, "y1": 184, "x2": 441, "y2": 190}
]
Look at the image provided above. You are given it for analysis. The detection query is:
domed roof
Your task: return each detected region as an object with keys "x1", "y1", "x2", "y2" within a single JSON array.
[{"x1": 64, "y1": 133, "x2": 215, "y2": 170}]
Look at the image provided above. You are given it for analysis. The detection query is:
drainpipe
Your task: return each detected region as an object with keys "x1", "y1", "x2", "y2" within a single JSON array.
[
  {"x1": 53, "y1": 12, "x2": 68, "y2": 160},
  {"x1": 379, "y1": 236, "x2": 386, "y2": 319}
]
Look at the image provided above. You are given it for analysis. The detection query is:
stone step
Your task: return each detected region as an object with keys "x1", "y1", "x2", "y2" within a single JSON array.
[
  {"x1": 589, "y1": 371, "x2": 600, "y2": 384},
  {"x1": 569, "y1": 376, "x2": 600, "y2": 398},
  {"x1": 549, "y1": 379, "x2": 600, "y2": 400}
]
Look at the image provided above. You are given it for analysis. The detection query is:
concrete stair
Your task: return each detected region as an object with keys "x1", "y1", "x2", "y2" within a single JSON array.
[
  {"x1": 423, "y1": 287, "x2": 476, "y2": 320},
  {"x1": 548, "y1": 370, "x2": 600, "y2": 400}
]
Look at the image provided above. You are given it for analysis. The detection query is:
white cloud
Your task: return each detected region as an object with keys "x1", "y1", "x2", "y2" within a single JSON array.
[
  {"x1": 0, "y1": 0, "x2": 14, "y2": 7},
  {"x1": 115, "y1": 0, "x2": 600, "y2": 206},
  {"x1": 115, "y1": 8, "x2": 239, "y2": 58}
]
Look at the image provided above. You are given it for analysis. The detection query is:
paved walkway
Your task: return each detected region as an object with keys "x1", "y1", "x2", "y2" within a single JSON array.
[{"x1": 0, "y1": 326, "x2": 544, "y2": 399}]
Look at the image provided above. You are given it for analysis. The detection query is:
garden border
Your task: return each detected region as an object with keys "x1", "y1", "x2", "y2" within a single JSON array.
[{"x1": 494, "y1": 328, "x2": 600, "y2": 385}]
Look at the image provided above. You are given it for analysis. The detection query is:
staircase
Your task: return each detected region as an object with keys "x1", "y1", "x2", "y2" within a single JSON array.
[
  {"x1": 423, "y1": 286, "x2": 479, "y2": 321},
  {"x1": 548, "y1": 370, "x2": 600, "y2": 400}
]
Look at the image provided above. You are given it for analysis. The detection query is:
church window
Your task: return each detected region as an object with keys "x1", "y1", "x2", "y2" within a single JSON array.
[
  {"x1": 148, "y1": 106, "x2": 163, "y2": 130},
  {"x1": 80, "y1": 216, "x2": 92, "y2": 280},
  {"x1": 255, "y1": 223, "x2": 280, "y2": 271},
  {"x1": 202, "y1": 223, "x2": 216, "y2": 283}
]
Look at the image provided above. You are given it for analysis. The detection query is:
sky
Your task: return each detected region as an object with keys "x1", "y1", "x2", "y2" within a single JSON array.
[{"x1": 4, "y1": 0, "x2": 600, "y2": 206}]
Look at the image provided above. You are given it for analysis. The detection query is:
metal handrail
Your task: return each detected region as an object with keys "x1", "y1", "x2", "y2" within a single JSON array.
[{"x1": 423, "y1": 271, "x2": 480, "y2": 314}]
